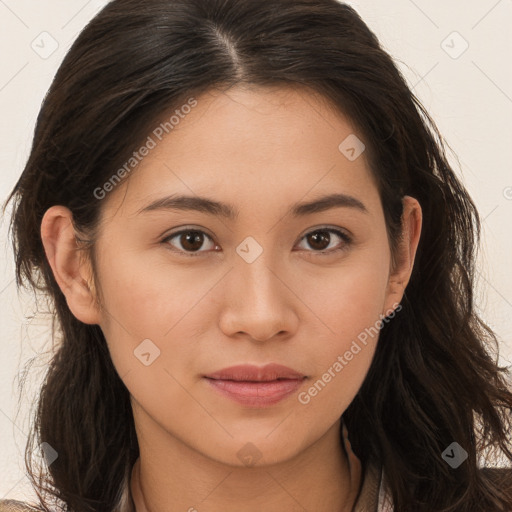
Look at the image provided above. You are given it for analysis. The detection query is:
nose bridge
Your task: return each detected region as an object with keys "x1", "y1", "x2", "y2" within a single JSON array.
[
  {"x1": 219, "y1": 238, "x2": 296, "y2": 340},
  {"x1": 234, "y1": 239, "x2": 283, "y2": 307}
]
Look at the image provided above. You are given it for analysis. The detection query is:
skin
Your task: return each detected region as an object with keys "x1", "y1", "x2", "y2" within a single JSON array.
[{"x1": 41, "y1": 84, "x2": 422, "y2": 512}]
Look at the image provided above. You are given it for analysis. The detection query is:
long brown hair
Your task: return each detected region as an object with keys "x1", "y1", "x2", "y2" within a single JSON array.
[{"x1": 4, "y1": 0, "x2": 512, "y2": 510}]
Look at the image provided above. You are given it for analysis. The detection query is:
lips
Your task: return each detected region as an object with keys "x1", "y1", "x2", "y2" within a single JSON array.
[
  {"x1": 204, "y1": 363, "x2": 306, "y2": 382},
  {"x1": 204, "y1": 364, "x2": 307, "y2": 407}
]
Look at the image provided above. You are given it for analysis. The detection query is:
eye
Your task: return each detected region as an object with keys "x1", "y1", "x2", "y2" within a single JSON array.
[
  {"x1": 162, "y1": 229, "x2": 218, "y2": 257},
  {"x1": 295, "y1": 227, "x2": 352, "y2": 254},
  {"x1": 161, "y1": 226, "x2": 352, "y2": 257}
]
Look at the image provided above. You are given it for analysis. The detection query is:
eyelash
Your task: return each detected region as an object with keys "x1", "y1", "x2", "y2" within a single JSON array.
[{"x1": 161, "y1": 227, "x2": 352, "y2": 258}]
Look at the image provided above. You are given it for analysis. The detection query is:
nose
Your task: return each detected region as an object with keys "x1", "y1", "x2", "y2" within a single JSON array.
[{"x1": 218, "y1": 255, "x2": 299, "y2": 342}]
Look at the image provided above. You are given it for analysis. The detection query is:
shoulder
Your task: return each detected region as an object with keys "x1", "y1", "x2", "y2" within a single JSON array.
[{"x1": 0, "y1": 500, "x2": 42, "y2": 511}]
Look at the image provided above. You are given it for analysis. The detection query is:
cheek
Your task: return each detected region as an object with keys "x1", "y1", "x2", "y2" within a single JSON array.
[
  {"x1": 296, "y1": 249, "x2": 390, "y2": 405},
  {"x1": 94, "y1": 247, "x2": 212, "y2": 375},
  {"x1": 308, "y1": 246, "x2": 390, "y2": 344}
]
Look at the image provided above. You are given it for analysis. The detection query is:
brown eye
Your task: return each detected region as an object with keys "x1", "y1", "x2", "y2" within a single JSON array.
[
  {"x1": 163, "y1": 229, "x2": 217, "y2": 256},
  {"x1": 180, "y1": 231, "x2": 205, "y2": 252},
  {"x1": 306, "y1": 230, "x2": 331, "y2": 250},
  {"x1": 297, "y1": 228, "x2": 351, "y2": 254}
]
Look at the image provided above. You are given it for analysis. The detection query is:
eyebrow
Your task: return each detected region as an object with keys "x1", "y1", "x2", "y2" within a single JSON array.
[{"x1": 137, "y1": 192, "x2": 368, "y2": 219}]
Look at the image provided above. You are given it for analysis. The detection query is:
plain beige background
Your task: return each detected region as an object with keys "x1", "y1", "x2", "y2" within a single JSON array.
[{"x1": 1, "y1": 0, "x2": 511, "y2": 501}]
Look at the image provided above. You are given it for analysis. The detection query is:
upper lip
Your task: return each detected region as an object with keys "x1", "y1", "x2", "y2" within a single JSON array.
[{"x1": 204, "y1": 363, "x2": 306, "y2": 382}]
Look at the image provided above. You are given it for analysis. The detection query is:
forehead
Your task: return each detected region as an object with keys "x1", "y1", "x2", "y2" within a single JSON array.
[{"x1": 101, "y1": 84, "x2": 380, "y2": 218}]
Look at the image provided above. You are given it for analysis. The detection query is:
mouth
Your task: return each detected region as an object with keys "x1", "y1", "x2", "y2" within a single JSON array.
[
  {"x1": 203, "y1": 363, "x2": 307, "y2": 407},
  {"x1": 204, "y1": 363, "x2": 306, "y2": 381},
  {"x1": 204, "y1": 378, "x2": 306, "y2": 407}
]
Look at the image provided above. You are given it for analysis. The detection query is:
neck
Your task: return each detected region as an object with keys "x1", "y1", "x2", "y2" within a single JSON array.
[{"x1": 130, "y1": 417, "x2": 361, "y2": 512}]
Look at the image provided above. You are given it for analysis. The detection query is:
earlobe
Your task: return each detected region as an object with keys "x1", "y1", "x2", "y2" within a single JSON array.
[
  {"x1": 383, "y1": 195, "x2": 422, "y2": 314},
  {"x1": 40, "y1": 206, "x2": 102, "y2": 325}
]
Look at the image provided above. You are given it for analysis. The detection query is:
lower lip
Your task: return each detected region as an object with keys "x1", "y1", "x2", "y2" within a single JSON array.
[{"x1": 205, "y1": 378, "x2": 305, "y2": 407}]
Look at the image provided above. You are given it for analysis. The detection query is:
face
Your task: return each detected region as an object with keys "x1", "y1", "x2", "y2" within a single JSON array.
[{"x1": 47, "y1": 84, "x2": 421, "y2": 468}]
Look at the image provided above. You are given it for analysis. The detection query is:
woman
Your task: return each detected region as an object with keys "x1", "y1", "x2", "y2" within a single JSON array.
[{"x1": 2, "y1": 0, "x2": 511, "y2": 510}]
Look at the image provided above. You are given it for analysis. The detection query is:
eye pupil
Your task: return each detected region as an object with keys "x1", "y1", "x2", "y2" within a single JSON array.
[
  {"x1": 181, "y1": 231, "x2": 204, "y2": 251},
  {"x1": 308, "y1": 231, "x2": 330, "y2": 250}
]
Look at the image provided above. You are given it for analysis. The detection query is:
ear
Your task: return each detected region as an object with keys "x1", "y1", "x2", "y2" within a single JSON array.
[
  {"x1": 40, "y1": 206, "x2": 102, "y2": 325},
  {"x1": 382, "y1": 195, "x2": 422, "y2": 315}
]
